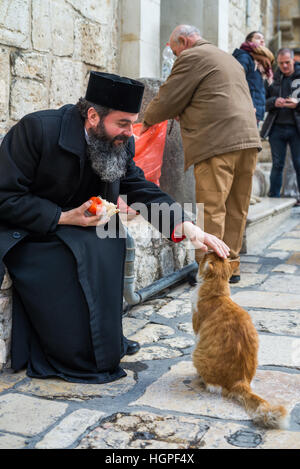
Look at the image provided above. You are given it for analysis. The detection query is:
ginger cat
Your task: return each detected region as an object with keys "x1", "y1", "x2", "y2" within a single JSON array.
[{"x1": 191, "y1": 252, "x2": 288, "y2": 429}]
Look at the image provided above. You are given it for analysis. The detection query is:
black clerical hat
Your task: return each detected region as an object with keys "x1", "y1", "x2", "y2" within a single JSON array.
[{"x1": 85, "y1": 72, "x2": 145, "y2": 113}]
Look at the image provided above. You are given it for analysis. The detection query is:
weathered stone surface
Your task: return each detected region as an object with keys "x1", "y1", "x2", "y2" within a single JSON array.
[
  {"x1": 77, "y1": 411, "x2": 209, "y2": 449},
  {"x1": 156, "y1": 299, "x2": 189, "y2": 319},
  {"x1": 10, "y1": 78, "x2": 48, "y2": 121},
  {"x1": 265, "y1": 251, "x2": 290, "y2": 260},
  {"x1": 32, "y1": 0, "x2": 51, "y2": 52},
  {"x1": 259, "y1": 274, "x2": 300, "y2": 294},
  {"x1": 0, "y1": 0, "x2": 30, "y2": 49},
  {"x1": 0, "y1": 47, "x2": 10, "y2": 121},
  {"x1": 160, "y1": 336, "x2": 195, "y2": 349},
  {"x1": 260, "y1": 430, "x2": 300, "y2": 449},
  {"x1": 0, "y1": 370, "x2": 27, "y2": 393},
  {"x1": 50, "y1": 0, "x2": 74, "y2": 56},
  {"x1": 11, "y1": 51, "x2": 49, "y2": 81},
  {"x1": 284, "y1": 231, "x2": 300, "y2": 238},
  {"x1": 127, "y1": 304, "x2": 155, "y2": 320},
  {"x1": 0, "y1": 433, "x2": 28, "y2": 449},
  {"x1": 66, "y1": 0, "x2": 114, "y2": 23},
  {"x1": 74, "y1": 19, "x2": 108, "y2": 68},
  {"x1": 201, "y1": 422, "x2": 260, "y2": 449},
  {"x1": 132, "y1": 361, "x2": 300, "y2": 421},
  {"x1": 0, "y1": 394, "x2": 67, "y2": 436},
  {"x1": 231, "y1": 291, "x2": 300, "y2": 310},
  {"x1": 240, "y1": 262, "x2": 262, "y2": 273},
  {"x1": 35, "y1": 409, "x2": 105, "y2": 449},
  {"x1": 49, "y1": 58, "x2": 86, "y2": 108},
  {"x1": 286, "y1": 253, "x2": 300, "y2": 265},
  {"x1": 269, "y1": 239, "x2": 300, "y2": 251},
  {"x1": 232, "y1": 274, "x2": 267, "y2": 288},
  {"x1": 121, "y1": 346, "x2": 182, "y2": 362},
  {"x1": 272, "y1": 264, "x2": 298, "y2": 274},
  {"x1": 249, "y1": 310, "x2": 300, "y2": 336},
  {"x1": 177, "y1": 322, "x2": 194, "y2": 335},
  {"x1": 128, "y1": 324, "x2": 175, "y2": 345},
  {"x1": 17, "y1": 371, "x2": 136, "y2": 400},
  {"x1": 258, "y1": 335, "x2": 300, "y2": 369},
  {"x1": 122, "y1": 317, "x2": 149, "y2": 337}
]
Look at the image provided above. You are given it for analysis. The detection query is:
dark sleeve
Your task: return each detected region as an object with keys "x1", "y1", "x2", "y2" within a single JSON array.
[
  {"x1": 0, "y1": 116, "x2": 61, "y2": 234},
  {"x1": 265, "y1": 82, "x2": 278, "y2": 112},
  {"x1": 120, "y1": 138, "x2": 191, "y2": 241}
]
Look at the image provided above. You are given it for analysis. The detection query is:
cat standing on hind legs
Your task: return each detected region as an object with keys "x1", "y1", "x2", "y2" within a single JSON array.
[{"x1": 191, "y1": 252, "x2": 289, "y2": 429}]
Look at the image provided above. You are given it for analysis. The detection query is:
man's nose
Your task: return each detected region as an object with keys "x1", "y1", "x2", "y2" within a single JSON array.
[{"x1": 123, "y1": 126, "x2": 134, "y2": 137}]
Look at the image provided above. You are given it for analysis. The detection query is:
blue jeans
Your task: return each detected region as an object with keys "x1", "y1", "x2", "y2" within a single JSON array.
[{"x1": 269, "y1": 124, "x2": 300, "y2": 197}]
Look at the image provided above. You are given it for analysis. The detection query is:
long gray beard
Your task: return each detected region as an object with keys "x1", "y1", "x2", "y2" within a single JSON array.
[{"x1": 87, "y1": 133, "x2": 130, "y2": 183}]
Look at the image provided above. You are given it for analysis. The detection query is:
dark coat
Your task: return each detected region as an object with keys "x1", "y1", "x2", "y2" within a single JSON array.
[
  {"x1": 0, "y1": 104, "x2": 186, "y2": 383},
  {"x1": 232, "y1": 48, "x2": 266, "y2": 122},
  {"x1": 261, "y1": 62, "x2": 300, "y2": 138}
]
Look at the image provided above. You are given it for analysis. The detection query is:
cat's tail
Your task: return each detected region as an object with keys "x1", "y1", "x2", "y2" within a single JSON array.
[{"x1": 226, "y1": 381, "x2": 289, "y2": 429}]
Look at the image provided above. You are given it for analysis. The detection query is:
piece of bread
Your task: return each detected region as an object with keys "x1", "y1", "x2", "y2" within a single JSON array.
[{"x1": 100, "y1": 197, "x2": 120, "y2": 217}]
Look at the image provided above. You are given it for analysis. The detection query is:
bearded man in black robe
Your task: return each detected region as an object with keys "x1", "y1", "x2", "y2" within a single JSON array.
[{"x1": 0, "y1": 72, "x2": 229, "y2": 384}]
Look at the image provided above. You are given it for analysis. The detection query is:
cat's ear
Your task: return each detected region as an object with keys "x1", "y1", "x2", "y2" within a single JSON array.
[
  {"x1": 204, "y1": 260, "x2": 214, "y2": 273},
  {"x1": 230, "y1": 260, "x2": 240, "y2": 273}
]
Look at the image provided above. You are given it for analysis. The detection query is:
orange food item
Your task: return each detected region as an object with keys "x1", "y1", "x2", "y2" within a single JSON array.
[{"x1": 88, "y1": 196, "x2": 103, "y2": 215}]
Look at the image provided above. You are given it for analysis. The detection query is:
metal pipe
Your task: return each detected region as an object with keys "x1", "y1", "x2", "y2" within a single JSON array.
[{"x1": 123, "y1": 229, "x2": 198, "y2": 306}]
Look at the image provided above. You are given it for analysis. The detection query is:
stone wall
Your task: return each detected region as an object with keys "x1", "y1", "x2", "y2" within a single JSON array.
[
  {"x1": 228, "y1": 0, "x2": 263, "y2": 52},
  {"x1": 0, "y1": 0, "x2": 120, "y2": 135}
]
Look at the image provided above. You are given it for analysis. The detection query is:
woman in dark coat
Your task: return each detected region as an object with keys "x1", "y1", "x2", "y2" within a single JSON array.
[{"x1": 233, "y1": 31, "x2": 274, "y2": 124}]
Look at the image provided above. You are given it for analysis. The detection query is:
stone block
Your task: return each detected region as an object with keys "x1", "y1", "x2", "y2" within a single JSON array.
[
  {"x1": 35, "y1": 409, "x2": 105, "y2": 449},
  {"x1": 10, "y1": 78, "x2": 48, "y2": 121},
  {"x1": 11, "y1": 51, "x2": 49, "y2": 81},
  {"x1": 49, "y1": 58, "x2": 86, "y2": 108},
  {"x1": 0, "y1": 394, "x2": 67, "y2": 436},
  {"x1": 50, "y1": 0, "x2": 74, "y2": 57},
  {"x1": 67, "y1": 0, "x2": 116, "y2": 23},
  {"x1": 32, "y1": 0, "x2": 51, "y2": 52},
  {"x1": 74, "y1": 19, "x2": 108, "y2": 68},
  {"x1": 0, "y1": 0, "x2": 30, "y2": 49},
  {"x1": 0, "y1": 47, "x2": 10, "y2": 122}
]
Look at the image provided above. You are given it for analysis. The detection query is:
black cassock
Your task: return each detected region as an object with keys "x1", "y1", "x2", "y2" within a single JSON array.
[{"x1": 0, "y1": 105, "x2": 187, "y2": 383}]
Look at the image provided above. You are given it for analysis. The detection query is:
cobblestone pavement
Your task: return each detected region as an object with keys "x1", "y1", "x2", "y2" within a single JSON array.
[{"x1": 0, "y1": 209, "x2": 300, "y2": 451}]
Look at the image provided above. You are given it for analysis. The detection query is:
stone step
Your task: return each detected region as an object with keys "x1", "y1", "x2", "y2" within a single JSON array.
[{"x1": 242, "y1": 197, "x2": 297, "y2": 254}]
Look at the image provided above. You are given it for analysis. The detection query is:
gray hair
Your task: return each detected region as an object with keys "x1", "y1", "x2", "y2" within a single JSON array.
[
  {"x1": 76, "y1": 97, "x2": 112, "y2": 120},
  {"x1": 277, "y1": 48, "x2": 294, "y2": 59},
  {"x1": 171, "y1": 25, "x2": 201, "y2": 43}
]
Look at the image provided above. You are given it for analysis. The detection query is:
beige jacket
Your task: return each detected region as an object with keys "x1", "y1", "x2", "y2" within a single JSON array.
[{"x1": 143, "y1": 39, "x2": 262, "y2": 170}]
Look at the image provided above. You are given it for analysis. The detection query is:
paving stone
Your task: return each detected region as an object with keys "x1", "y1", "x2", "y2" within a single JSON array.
[
  {"x1": 231, "y1": 291, "x2": 300, "y2": 310},
  {"x1": 17, "y1": 371, "x2": 136, "y2": 401},
  {"x1": 259, "y1": 430, "x2": 300, "y2": 449},
  {"x1": 177, "y1": 322, "x2": 194, "y2": 335},
  {"x1": 249, "y1": 310, "x2": 300, "y2": 336},
  {"x1": 0, "y1": 370, "x2": 27, "y2": 392},
  {"x1": 160, "y1": 336, "x2": 195, "y2": 349},
  {"x1": 264, "y1": 251, "x2": 290, "y2": 260},
  {"x1": 157, "y1": 300, "x2": 189, "y2": 319},
  {"x1": 259, "y1": 274, "x2": 300, "y2": 294},
  {"x1": 0, "y1": 432, "x2": 28, "y2": 449},
  {"x1": 127, "y1": 305, "x2": 155, "y2": 320},
  {"x1": 131, "y1": 361, "x2": 300, "y2": 421},
  {"x1": 77, "y1": 411, "x2": 209, "y2": 449},
  {"x1": 240, "y1": 263, "x2": 262, "y2": 273},
  {"x1": 121, "y1": 346, "x2": 183, "y2": 362},
  {"x1": 272, "y1": 264, "x2": 298, "y2": 274},
  {"x1": 35, "y1": 409, "x2": 105, "y2": 449},
  {"x1": 127, "y1": 324, "x2": 175, "y2": 345},
  {"x1": 258, "y1": 335, "x2": 300, "y2": 369},
  {"x1": 201, "y1": 422, "x2": 261, "y2": 449},
  {"x1": 286, "y1": 253, "x2": 300, "y2": 265},
  {"x1": 240, "y1": 256, "x2": 261, "y2": 263},
  {"x1": 0, "y1": 394, "x2": 67, "y2": 436},
  {"x1": 283, "y1": 231, "x2": 300, "y2": 238},
  {"x1": 269, "y1": 239, "x2": 300, "y2": 251},
  {"x1": 231, "y1": 274, "x2": 267, "y2": 288},
  {"x1": 122, "y1": 317, "x2": 149, "y2": 337}
]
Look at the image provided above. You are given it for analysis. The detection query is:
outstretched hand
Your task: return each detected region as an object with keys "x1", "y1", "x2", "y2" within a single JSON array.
[{"x1": 175, "y1": 222, "x2": 230, "y2": 259}]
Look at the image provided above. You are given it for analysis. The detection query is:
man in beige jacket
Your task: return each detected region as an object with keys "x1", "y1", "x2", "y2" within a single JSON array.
[{"x1": 142, "y1": 25, "x2": 262, "y2": 283}]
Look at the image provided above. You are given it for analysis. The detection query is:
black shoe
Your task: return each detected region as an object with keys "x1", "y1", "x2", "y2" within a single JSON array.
[
  {"x1": 229, "y1": 275, "x2": 241, "y2": 284},
  {"x1": 125, "y1": 339, "x2": 140, "y2": 356}
]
